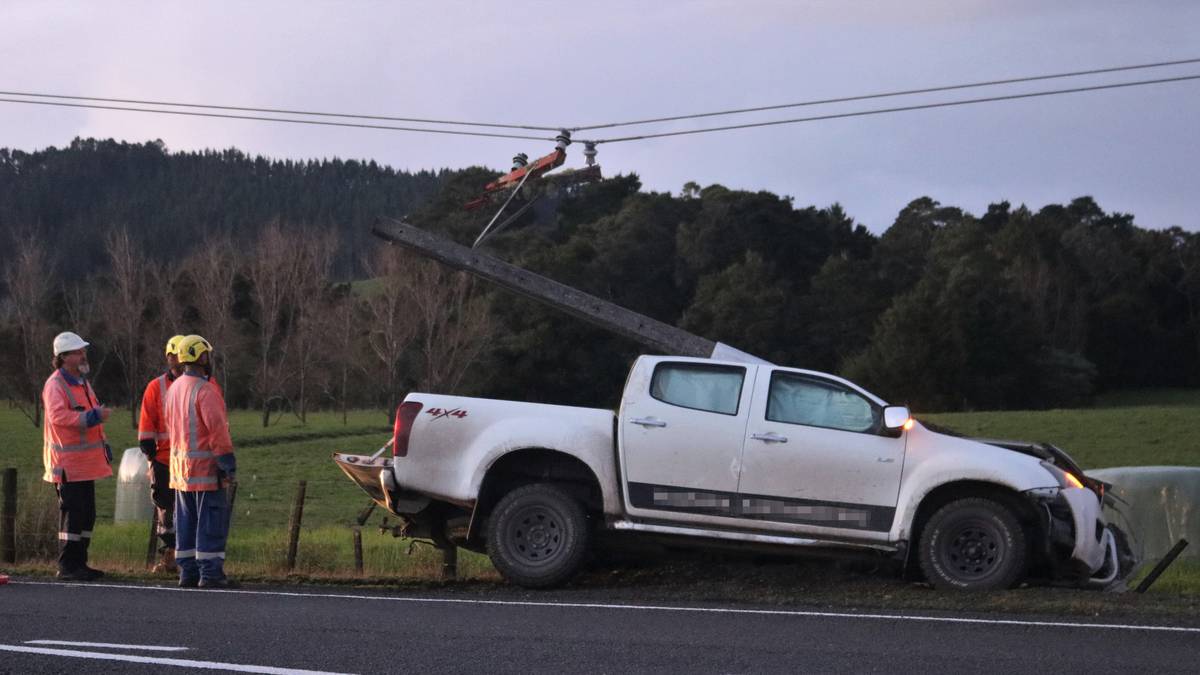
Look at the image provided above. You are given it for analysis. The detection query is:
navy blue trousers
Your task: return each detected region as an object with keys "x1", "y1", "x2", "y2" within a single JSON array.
[
  {"x1": 175, "y1": 489, "x2": 229, "y2": 581},
  {"x1": 55, "y1": 480, "x2": 96, "y2": 572}
]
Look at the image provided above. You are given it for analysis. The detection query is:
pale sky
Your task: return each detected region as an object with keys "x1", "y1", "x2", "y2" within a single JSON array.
[{"x1": 2, "y1": 1, "x2": 1198, "y2": 232}]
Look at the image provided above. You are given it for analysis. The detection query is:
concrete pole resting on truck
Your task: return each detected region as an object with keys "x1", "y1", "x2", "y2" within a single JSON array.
[{"x1": 371, "y1": 217, "x2": 769, "y2": 365}]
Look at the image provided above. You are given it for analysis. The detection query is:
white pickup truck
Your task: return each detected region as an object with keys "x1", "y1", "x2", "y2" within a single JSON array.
[{"x1": 335, "y1": 354, "x2": 1126, "y2": 590}]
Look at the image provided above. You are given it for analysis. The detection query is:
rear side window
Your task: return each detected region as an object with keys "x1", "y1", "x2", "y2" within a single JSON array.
[
  {"x1": 767, "y1": 372, "x2": 880, "y2": 433},
  {"x1": 650, "y1": 363, "x2": 745, "y2": 415}
]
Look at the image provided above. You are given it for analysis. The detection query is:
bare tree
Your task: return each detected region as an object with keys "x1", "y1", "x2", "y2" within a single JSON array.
[
  {"x1": 183, "y1": 232, "x2": 240, "y2": 391},
  {"x1": 360, "y1": 245, "x2": 418, "y2": 422},
  {"x1": 289, "y1": 229, "x2": 335, "y2": 423},
  {"x1": 62, "y1": 276, "x2": 112, "y2": 386},
  {"x1": 245, "y1": 222, "x2": 306, "y2": 426},
  {"x1": 323, "y1": 286, "x2": 364, "y2": 424},
  {"x1": 0, "y1": 233, "x2": 56, "y2": 426},
  {"x1": 148, "y1": 258, "x2": 188, "y2": 340},
  {"x1": 409, "y1": 262, "x2": 492, "y2": 393},
  {"x1": 104, "y1": 227, "x2": 152, "y2": 427}
]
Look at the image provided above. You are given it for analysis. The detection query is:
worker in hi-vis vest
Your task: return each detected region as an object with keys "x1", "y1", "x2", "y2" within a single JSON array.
[
  {"x1": 42, "y1": 331, "x2": 112, "y2": 581},
  {"x1": 164, "y1": 334, "x2": 237, "y2": 588},
  {"x1": 138, "y1": 334, "x2": 186, "y2": 573}
]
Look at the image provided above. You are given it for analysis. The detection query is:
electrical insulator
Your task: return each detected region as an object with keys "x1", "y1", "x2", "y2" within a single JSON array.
[{"x1": 511, "y1": 153, "x2": 528, "y2": 170}]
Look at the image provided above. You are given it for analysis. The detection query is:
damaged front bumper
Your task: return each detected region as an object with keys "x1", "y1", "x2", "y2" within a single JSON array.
[{"x1": 1025, "y1": 485, "x2": 1135, "y2": 588}]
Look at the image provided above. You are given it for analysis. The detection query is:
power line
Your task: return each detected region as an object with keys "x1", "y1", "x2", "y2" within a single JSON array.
[
  {"x1": 6, "y1": 56, "x2": 1197, "y2": 139},
  {"x1": 0, "y1": 97, "x2": 556, "y2": 142},
  {"x1": 1, "y1": 72, "x2": 1196, "y2": 147},
  {"x1": 0, "y1": 89, "x2": 563, "y2": 132},
  {"x1": 572, "y1": 57, "x2": 1200, "y2": 131},
  {"x1": 591, "y1": 74, "x2": 1200, "y2": 144}
]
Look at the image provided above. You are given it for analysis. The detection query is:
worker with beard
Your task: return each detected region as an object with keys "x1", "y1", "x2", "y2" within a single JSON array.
[{"x1": 42, "y1": 331, "x2": 112, "y2": 581}]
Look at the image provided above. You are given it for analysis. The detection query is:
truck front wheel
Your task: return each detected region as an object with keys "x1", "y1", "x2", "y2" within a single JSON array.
[
  {"x1": 918, "y1": 497, "x2": 1028, "y2": 591},
  {"x1": 486, "y1": 483, "x2": 590, "y2": 588}
]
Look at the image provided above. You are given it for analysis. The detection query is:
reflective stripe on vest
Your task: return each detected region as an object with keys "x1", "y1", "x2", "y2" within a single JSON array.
[
  {"x1": 187, "y1": 379, "x2": 203, "y2": 452},
  {"x1": 55, "y1": 375, "x2": 87, "y2": 435},
  {"x1": 187, "y1": 476, "x2": 217, "y2": 485},
  {"x1": 158, "y1": 373, "x2": 169, "y2": 425},
  {"x1": 49, "y1": 440, "x2": 105, "y2": 453},
  {"x1": 157, "y1": 374, "x2": 171, "y2": 445}
]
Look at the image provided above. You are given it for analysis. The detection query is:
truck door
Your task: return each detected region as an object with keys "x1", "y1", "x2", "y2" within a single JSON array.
[
  {"x1": 618, "y1": 358, "x2": 756, "y2": 522},
  {"x1": 736, "y1": 369, "x2": 905, "y2": 536}
]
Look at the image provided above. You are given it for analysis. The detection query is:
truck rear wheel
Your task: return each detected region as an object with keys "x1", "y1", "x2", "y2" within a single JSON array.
[
  {"x1": 486, "y1": 483, "x2": 590, "y2": 588},
  {"x1": 918, "y1": 497, "x2": 1027, "y2": 591}
]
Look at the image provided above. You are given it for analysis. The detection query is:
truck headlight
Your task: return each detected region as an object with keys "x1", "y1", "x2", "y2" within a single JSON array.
[{"x1": 1040, "y1": 460, "x2": 1084, "y2": 489}]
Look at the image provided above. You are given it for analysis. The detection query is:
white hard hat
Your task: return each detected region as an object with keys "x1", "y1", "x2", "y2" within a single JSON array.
[{"x1": 53, "y1": 331, "x2": 89, "y2": 355}]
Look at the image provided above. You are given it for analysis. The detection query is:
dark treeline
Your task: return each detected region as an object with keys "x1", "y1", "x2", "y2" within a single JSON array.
[
  {"x1": 453, "y1": 178, "x2": 1200, "y2": 411},
  {"x1": 2, "y1": 138, "x2": 1198, "y2": 426},
  {"x1": 0, "y1": 138, "x2": 445, "y2": 277}
]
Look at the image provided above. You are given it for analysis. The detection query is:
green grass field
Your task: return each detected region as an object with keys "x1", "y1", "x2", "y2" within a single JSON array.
[
  {"x1": 1, "y1": 390, "x2": 1197, "y2": 608},
  {"x1": 922, "y1": 389, "x2": 1200, "y2": 468}
]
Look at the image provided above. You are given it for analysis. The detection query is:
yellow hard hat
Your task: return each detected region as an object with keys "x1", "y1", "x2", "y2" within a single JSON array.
[
  {"x1": 177, "y1": 334, "x2": 213, "y2": 364},
  {"x1": 165, "y1": 334, "x2": 187, "y2": 356}
]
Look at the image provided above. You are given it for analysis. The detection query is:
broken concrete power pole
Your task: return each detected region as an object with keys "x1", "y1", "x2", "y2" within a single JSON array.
[{"x1": 371, "y1": 218, "x2": 768, "y2": 365}]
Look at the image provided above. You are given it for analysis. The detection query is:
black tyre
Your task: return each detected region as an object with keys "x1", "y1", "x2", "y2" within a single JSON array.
[
  {"x1": 918, "y1": 497, "x2": 1027, "y2": 591},
  {"x1": 486, "y1": 483, "x2": 590, "y2": 588}
]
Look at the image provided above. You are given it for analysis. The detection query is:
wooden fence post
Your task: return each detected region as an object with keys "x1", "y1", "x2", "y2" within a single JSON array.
[
  {"x1": 2, "y1": 468, "x2": 16, "y2": 564},
  {"x1": 145, "y1": 508, "x2": 158, "y2": 568},
  {"x1": 352, "y1": 527, "x2": 363, "y2": 576},
  {"x1": 441, "y1": 546, "x2": 457, "y2": 581},
  {"x1": 285, "y1": 480, "x2": 307, "y2": 572}
]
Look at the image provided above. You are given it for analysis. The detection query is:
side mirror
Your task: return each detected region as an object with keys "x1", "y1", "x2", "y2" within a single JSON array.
[{"x1": 883, "y1": 406, "x2": 911, "y2": 431}]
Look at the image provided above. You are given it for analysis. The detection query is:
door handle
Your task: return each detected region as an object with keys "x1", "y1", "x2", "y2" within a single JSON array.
[
  {"x1": 751, "y1": 432, "x2": 788, "y2": 443},
  {"x1": 630, "y1": 417, "x2": 667, "y2": 428}
]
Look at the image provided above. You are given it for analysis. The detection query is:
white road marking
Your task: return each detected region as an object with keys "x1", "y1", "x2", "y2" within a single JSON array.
[
  {"x1": 0, "y1": 644, "x2": 354, "y2": 674},
  {"x1": 12, "y1": 579, "x2": 1200, "y2": 634},
  {"x1": 25, "y1": 639, "x2": 189, "y2": 651}
]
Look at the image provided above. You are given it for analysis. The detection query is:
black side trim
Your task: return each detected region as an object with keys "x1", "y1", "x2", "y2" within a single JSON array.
[
  {"x1": 627, "y1": 482, "x2": 895, "y2": 532},
  {"x1": 627, "y1": 482, "x2": 732, "y2": 517}
]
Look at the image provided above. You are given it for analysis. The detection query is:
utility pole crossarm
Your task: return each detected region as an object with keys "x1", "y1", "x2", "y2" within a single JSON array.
[{"x1": 371, "y1": 218, "x2": 717, "y2": 358}]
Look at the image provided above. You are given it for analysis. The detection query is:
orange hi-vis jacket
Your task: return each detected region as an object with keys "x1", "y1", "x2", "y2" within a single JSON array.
[
  {"x1": 141, "y1": 373, "x2": 225, "y2": 465},
  {"x1": 138, "y1": 372, "x2": 176, "y2": 464},
  {"x1": 165, "y1": 373, "x2": 234, "y2": 492},
  {"x1": 42, "y1": 369, "x2": 112, "y2": 484}
]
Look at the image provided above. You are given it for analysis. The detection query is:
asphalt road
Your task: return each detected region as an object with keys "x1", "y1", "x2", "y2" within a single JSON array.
[{"x1": 1, "y1": 578, "x2": 1198, "y2": 674}]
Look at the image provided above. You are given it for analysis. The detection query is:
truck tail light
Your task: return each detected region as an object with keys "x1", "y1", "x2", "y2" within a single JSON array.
[{"x1": 393, "y1": 401, "x2": 423, "y2": 457}]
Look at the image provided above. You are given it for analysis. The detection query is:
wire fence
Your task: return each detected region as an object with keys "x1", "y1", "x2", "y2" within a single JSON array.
[{"x1": 0, "y1": 467, "x2": 486, "y2": 580}]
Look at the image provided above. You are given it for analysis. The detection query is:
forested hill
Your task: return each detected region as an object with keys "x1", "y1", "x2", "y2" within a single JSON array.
[
  {"x1": 0, "y1": 138, "x2": 447, "y2": 277},
  {"x1": 1, "y1": 138, "x2": 1198, "y2": 414}
]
